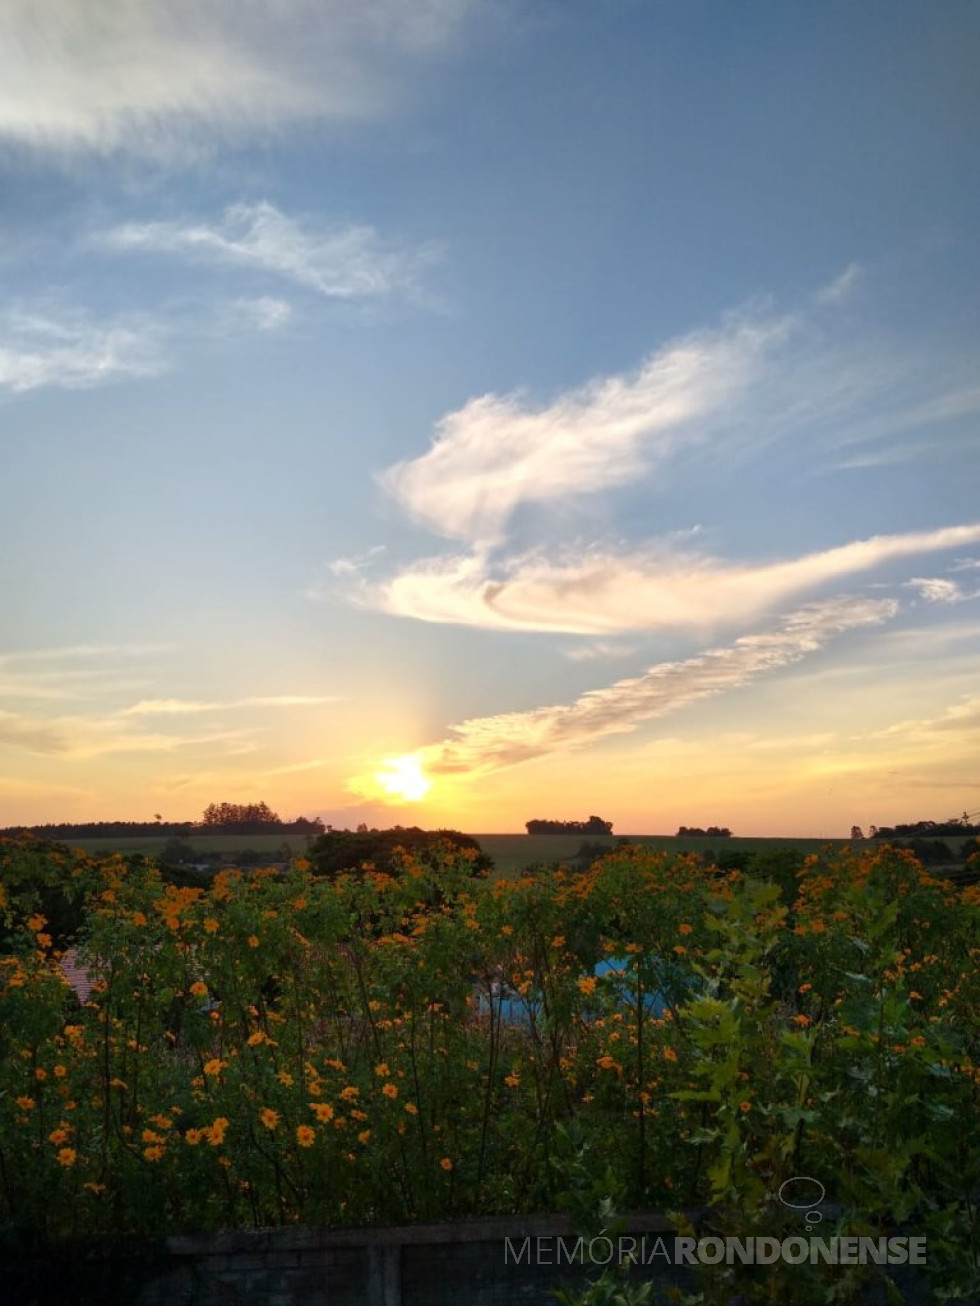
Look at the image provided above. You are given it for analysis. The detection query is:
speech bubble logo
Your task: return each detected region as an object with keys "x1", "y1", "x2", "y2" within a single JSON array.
[{"x1": 777, "y1": 1175, "x2": 826, "y2": 1231}]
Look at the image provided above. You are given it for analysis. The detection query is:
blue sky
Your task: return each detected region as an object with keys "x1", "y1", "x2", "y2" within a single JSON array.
[{"x1": 1, "y1": 1, "x2": 978, "y2": 834}]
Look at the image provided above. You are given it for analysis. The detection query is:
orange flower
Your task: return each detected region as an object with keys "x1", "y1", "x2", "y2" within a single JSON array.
[
  {"x1": 663, "y1": 1047, "x2": 677, "y2": 1062},
  {"x1": 190, "y1": 981, "x2": 208, "y2": 997},
  {"x1": 358, "y1": 1129, "x2": 372, "y2": 1144},
  {"x1": 340, "y1": 1086, "x2": 359, "y2": 1102},
  {"x1": 404, "y1": 1102, "x2": 419, "y2": 1115},
  {"x1": 203, "y1": 918, "x2": 219, "y2": 934},
  {"x1": 311, "y1": 1102, "x2": 335, "y2": 1123},
  {"x1": 16, "y1": 1096, "x2": 35, "y2": 1111},
  {"x1": 35, "y1": 1068, "x2": 47, "y2": 1082},
  {"x1": 440, "y1": 1157, "x2": 453, "y2": 1171},
  {"x1": 382, "y1": 1083, "x2": 399, "y2": 1099},
  {"x1": 577, "y1": 976, "x2": 598, "y2": 996},
  {"x1": 374, "y1": 1063, "x2": 391, "y2": 1077},
  {"x1": 143, "y1": 1145, "x2": 164, "y2": 1162},
  {"x1": 792, "y1": 1014, "x2": 811, "y2": 1028},
  {"x1": 48, "y1": 1127, "x2": 70, "y2": 1145},
  {"x1": 207, "y1": 1117, "x2": 229, "y2": 1145},
  {"x1": 739, "y1": 1100, "x2": 752, "y2": 1113},
  {"x1": 247, "y1": 935, "x2": 259, "y2": 948},
  {"x1": 296, "y1": 1125, "x2": 315, "y2": 1148},
  {"x1": 203, "y1": 1058, "x2": 224, "y2": 1077},
  {"x1": 247, "y1": 1031, "x2": 267, "y2": 1046},
  {"x1": 678, "y1": 923, "x2": 693, "y2": 935},
  {"x1": 56, "y1": 1147, "x2": 76, "y2": 1168},
  {"x1": 260, "y1": 1108, "x2": 280, "y2": 1130}
]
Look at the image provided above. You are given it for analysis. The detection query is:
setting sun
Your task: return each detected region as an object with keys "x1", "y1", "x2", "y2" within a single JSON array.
[{"x1": 373, "y1": 754, "x2": 432, "y2": 803}]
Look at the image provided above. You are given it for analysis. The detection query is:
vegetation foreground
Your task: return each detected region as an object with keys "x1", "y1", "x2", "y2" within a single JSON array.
[{"x1": 0, "y1": 834, "x2": 978, "y2": 1302}]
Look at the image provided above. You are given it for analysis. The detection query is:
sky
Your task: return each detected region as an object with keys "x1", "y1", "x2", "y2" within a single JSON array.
[{"x1": 1, "y1": 0, "x2": 978, "y2": 837}]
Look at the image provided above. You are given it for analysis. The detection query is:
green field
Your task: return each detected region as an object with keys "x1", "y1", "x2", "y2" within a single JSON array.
[
  {"x1": 49, "y1": 829, "x2": 976, "y2": 879},
  {"x1": 473, "y1": 832, "x2": 852, "y2": 877},
  {"x1": 63, "y1": 829, "x2": 849, "y2": 875},
  {"x1": 66, "y1": 832, "x2": 316, "y2": 858}
]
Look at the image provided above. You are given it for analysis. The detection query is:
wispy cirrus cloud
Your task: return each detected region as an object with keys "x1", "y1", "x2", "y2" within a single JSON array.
[
  {"x1": 99, "y1": 202, "x2": 441, "y2": 302},
  {"x1": 121, "y1": 695, "x2": 340, "y2": 716},
  {"x1": 367, "y1": 597, "x2": 897, "y2": 783},
  {"x1": 815, "y1": 261, "x2": 864, "y2": 306},
  {"x1": 0, "y1": 0, "x2": 473, "y2": 157},
  {"x1": 0, "y1": 308, "x2": 165, "y2": 392},
  {"x1": 381, "y1": 314, "x2": 792, "y2": 545},
  {"x1": 905, "y1": 576, "x2": 980, "y2": 605},
  {"x1": 365, "y1": 522, "x2": 980, "y2": 635}
]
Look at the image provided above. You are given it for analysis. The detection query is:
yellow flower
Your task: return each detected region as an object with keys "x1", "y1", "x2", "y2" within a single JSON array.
[
  {"x1": 663, "y1": 1047, "x2": 677, "y2": 1062},
  {"x1": 53, "y1": 1064, "x2": 67, "y2": 1078},
  {"x1": 247, "y1": 935, "x2": 260, "y2": 948},
  {"x1": 83, "y1": 1182, "x2": 107, "y2": 1196},
  {"x1": 247, "y1": 1031, "x2": 267, "y2": 1046},
  {"x1": 311, "y1": 1103, "x2": 335, "y2": 1122},
  {"x1": 678, "y1": 923, "x2": 693, "y2": 935},
  {"x1": 49, "y1": 1127, "x2": 70, "y2": 1145},
  {"x1": 358, "y1": 1129, "x2": 372, "y2": 1144},
  {"x1": 340, "y1": 1086, "x2": 359, "y2": 1102},
  {"x1": 35, "y1": 1068, "x2": 47, "y2": 1082},
  {"x1": 374, "y1": 1062, "x2": 391, "y2": 1077},
  {"x1": 143, "y1": 1145, "x2": 164, "y2": 1162},
  {"x1": 185, "y1": 1129, "x2": 203, "y2": 1146},
  {"x1": 15, "y1": 1096, "x2": 34, "y2": 1111},
  {"x1": 296, "y1": 1125, "x2": 315, "y2": 1148},
  {"x1": 27, "y1": 914, "x2": 46, "y2": 933},
  {"x1": 203, "y1": 1059, "x2": 224, "y2": 1077},
  {"x1": 277, "y1": 1071, "x2": 294, "y2": 1087},
  {"x1": 132, "y1": 911, "x2": 148, "y2": 927},
  {"x1": 404, "y1": 1102, "x2": 419, "y2": 1115},
  {"x1": 207, "y1": 1117, "x2": 229, "y2": 1145},
  {"x1": 56, "y1": 1147, "x2": 76, "y2": 1168},
  {"x1": 382, "y1": 1083, "x2": 399, "y2": 1099},
  {"x1": 203, "y1": 918, "x2": 219, "y2": 934},
  {"x1": 260, "y1": 1108, "x2": 280, "y2": 1131},
  {"x1": 577, "y1": 976, "x2": 597, "y2": 996},
  {"x1": 440, "y1": 1157, "x2": 453, "y2": 1171},
  {"x1": 739, "y1": 1100, "x2": 752, "y2": 1113},
  {"x1": 504, "y1": 1074, "x2": 520, "y2": 1088}
]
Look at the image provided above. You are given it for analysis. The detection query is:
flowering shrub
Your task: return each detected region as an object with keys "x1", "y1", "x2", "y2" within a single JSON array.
[{"x1": 0, "y1": 834, "x2": 977, "y2": 1298}]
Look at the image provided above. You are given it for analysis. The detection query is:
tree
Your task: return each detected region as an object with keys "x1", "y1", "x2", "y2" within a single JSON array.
[
  {"x1": 201, "y1": 802, "x2": 282, "y2": 832},
  {"x1": 850, "y1": 825, "x2": 865, "y2": 841}
]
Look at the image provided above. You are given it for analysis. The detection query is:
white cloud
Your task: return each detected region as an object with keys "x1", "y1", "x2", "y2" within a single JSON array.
[
  {"x1": 816, "y1": 262, "x2": 864, "y2": 305},
  {"x1": 906, "y1": 577, "x2": 964, "y2": 604},
  {"x1": 100, "y1": 202, "x2": 440, "y2": 301},
  {"x1": 381, "y1": 314, "x2": 792, "y2": 544},
  {"x1": 121, "y1": 695, "x2": 340, "y2": 716},
  {"x1": 564, "y1": 642, "x2": 638, "y2": 663},
  {"x1": 368, "y1": 522, "x2": 980, "y2": 635},
  {"x1": 235, "y1": 296, "x2": 293, "y2": 331},
  {"x1": 0, "y1": 308, "x2": 165, "y2": 392},
  {"x1": 411, "y1": 596, "x2": 897, "y2": 777},
  {"x1": 0, "y1": 0, "x2": 472, "y2": 156}
]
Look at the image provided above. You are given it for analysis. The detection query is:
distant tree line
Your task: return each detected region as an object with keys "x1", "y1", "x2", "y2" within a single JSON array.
[
  {"x1": 872, "y1": 816, "x2": 979, "y2": 840},
  {"x1": 525, "y1": 816, "x2": 613, "y2": 836},
  {"x1": 0, "y1": 802, "x2": 326, "y2": 841},
  {"x1": 676, "y1": 825, "x2": 732, "y2": 838}
]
